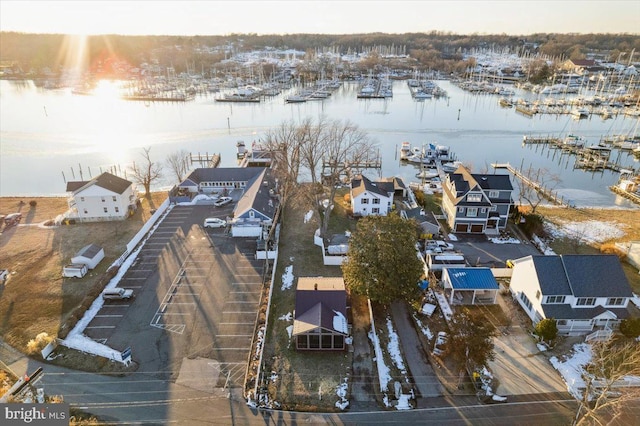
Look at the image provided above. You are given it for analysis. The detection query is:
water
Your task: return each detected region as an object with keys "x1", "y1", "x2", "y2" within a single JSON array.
[{"x1": 1, "y1": 79, "x2": 638, "y2": 208}]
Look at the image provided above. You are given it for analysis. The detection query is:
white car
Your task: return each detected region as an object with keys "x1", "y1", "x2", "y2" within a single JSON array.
[
  {"x1": 203, "y1": 217, "x2": 227, "y2": 228},
  {"x1": 432, "y1": 331, "x2": 448, "y2": 356},
  {"x1": 214, "y1": 197, "x2": 233, "y2": 207}
]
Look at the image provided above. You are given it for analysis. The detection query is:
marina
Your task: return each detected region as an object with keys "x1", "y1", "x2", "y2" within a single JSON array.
[{"x1": 1, "y1": 78, "x2": 639, "y2": 208}]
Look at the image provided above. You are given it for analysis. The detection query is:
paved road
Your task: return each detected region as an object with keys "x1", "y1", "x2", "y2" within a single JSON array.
[{"x1": 390, "y1": 301, "x2": 443, "y2": 398}]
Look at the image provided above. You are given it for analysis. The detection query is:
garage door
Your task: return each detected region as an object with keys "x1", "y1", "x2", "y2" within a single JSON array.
[
  {"x1": 455, "y1": 223, "x2": 468, "y2": 233},
  {"x1": 470, "y1": 224, "x2": 484, "y2": 233}
]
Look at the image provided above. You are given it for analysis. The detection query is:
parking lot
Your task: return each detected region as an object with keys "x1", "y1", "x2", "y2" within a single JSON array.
[{"x1": 84, "y1": 203, "x2": 264, "y2": 387}]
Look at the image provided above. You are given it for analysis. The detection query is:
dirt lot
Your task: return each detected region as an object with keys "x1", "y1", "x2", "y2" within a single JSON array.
[{"x1": 0, "y1": 193, "x2": 167, "y2": 353}]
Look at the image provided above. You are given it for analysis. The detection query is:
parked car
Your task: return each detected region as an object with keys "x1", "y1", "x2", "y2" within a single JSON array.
[
  {"x1": 432, "y1": 331, "x2": 448, "y2": 356},
  {"x1": 203, "y1": 217, "x2": 227, "y2": 228},
  {"x1": 425, "y1": 240, "x2": 455, "y2": 253},
  {"x1": 102, "y1": 288, "x2": 134, "y2": 300},
  {"x1": 0, "y1": 269, "x2": 8, "y2": 283},
  {"x1": 4, "y1": 213, "x2": 22, "y2": 227},
  {"x1": 214, "y1": 196, "x2": 233, "y2": 207}
]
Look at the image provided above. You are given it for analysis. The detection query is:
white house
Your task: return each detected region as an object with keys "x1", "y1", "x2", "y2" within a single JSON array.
[
  {"x1": 71, "y1": 244, "x2": 105, "y2": 269},
  {"x1": 66, "y1": 172, "x2": 138, "y2": 222},
  {"x1": 509, "y1": 255, "x2": 634, "y2": 336},
  {"x1": 230, "y1": 168, "x2": 278, "y2": 238},
  {"x1": 350, "y1": 175, "x2": 403, "y2": 217}
]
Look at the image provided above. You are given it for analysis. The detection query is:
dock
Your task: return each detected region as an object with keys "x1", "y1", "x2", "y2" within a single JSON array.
[
  {"x1": 492, "y1": 162, "x2": 573, "y2": 208},
  {"x1": 190, "y1": 153, "x2": 220, "y2": 168},
  {"x1": 609, "y1": 185, "x2": 640, "y2": 205}
]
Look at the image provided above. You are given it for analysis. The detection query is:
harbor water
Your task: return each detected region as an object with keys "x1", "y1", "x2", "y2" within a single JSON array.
[{"x1": 0, "y1": 79, "x2": 638, "y2": 208}]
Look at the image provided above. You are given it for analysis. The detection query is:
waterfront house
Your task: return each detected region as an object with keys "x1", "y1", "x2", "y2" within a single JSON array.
[
  {"x1": 66, "y1": 172, "x2": 138, "y2": 222},
  {"x1": 350, "y1": 174, "x2": 405, "y2": 216},
  {"x1": 293, "y1": 277, "x2": 349, "y2": 351},
  {"x1": 509, "y1": 255, "x2": 633, "y2": 336},
  {"x1": 230, "y1": 168, "x2": 278, "y2": 238},
  {"x1": 441, "y1": 165, "x2": 513, "y2": 234},
  {"x1": 175, "y1": 167, "x2": 268, "y2": 199}
]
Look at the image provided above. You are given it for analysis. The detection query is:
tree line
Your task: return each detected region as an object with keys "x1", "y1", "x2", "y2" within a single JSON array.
[{"x1": 1, "y1": 31, "x2": 638, "y2": 77}]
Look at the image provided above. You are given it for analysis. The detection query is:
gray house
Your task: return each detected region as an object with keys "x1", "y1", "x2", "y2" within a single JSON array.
[
  {"x1": 509, "y1": 255, "x2": 634, "y2": 336},
  {"x1": 441, "y1": 165, "x2": 513, "y2": 234}
]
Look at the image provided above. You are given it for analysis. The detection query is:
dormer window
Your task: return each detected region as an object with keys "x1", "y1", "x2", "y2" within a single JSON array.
[{"x1": 467, "y1": 193, "x2": 482, "y2": 202}]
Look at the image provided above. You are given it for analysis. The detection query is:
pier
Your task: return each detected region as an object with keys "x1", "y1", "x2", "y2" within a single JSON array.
[
  {"x1": 190, "y1": 152, "x2": 221, "y2": 168},
  {"x1": 491, "y1": 162, "x2": 573, "y2": 208},
  {"x1": 609, "y1": 185, "x2": 640, "y2": 205}
]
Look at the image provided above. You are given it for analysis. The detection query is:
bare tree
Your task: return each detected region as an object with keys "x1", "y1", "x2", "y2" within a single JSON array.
[
  {"x1": 130, "y1": 147, "x2": 163, "y2": 198},
  {"x1": 298, "y1": 116, "x2": 329, "y2": 185},
  {"x1": 261, "y1": 120, "x2": 305, "y2": 214},
  {"x1": 318, "y1": 119, "x2": 377, "y2": 237},
  {"x1": 575, "y1": 340, "x2": 640, "y2": 426},
  {"x1": 166, "y1": 149, "x2": 190, "y2": 183},
  {"x1": 516, "y1": 166, "x2": 561, "y2": 214}
]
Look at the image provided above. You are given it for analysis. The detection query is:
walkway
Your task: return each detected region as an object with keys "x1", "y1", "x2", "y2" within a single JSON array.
[{"x1": 390, "y1": 301, "x2": 443, "y2": 398}]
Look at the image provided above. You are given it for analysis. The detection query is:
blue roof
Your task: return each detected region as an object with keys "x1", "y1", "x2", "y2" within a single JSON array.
[{"x1": 445, "y1": 268, "x2": 499, "y2": 290}]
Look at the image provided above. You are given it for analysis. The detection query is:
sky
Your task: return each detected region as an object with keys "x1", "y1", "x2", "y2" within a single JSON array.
[{"x1": 1, "y1": 1, "x2": 638, "y2": 36}]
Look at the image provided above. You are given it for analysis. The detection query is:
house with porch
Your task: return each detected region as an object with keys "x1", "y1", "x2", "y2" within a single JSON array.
[
  {"x1": 292, "y1": 277, "x2": 349, "y2": 351},
  {"x1": 441, "y1": 165, "x2": 513, "y2": 235},
  {"x1": 350, "y1": 174, "x2": 405, "y2": 217},
  {"x1": 66, "y1": 172, "x2": 138, "y2": 222},
  {"x1": 509, "y1": 255, "x2": 633, "y2": 336},
  {"x1": 174, "y1": 167, "x2": 268, "y2": 201}
]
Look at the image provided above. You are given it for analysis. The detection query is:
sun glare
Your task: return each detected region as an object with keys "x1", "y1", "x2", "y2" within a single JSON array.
[{"x1": 93, "y1": 80, "x2": 120, "y2": 99}]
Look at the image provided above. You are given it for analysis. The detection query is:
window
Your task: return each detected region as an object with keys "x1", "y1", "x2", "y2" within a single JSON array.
[
  {"x1": 297, "y1": 335, "x2": 307, "y2": 349},
  {"x1": 101, "y1": 197, "x2": 106, "y2": 202},
  {"x1": 83, "y1": 209, "x2": 88, "y2": 214},
  {"x1": 115, "y1": 207, "x2": 120, "y2": 213},
  {"x1": 361, "y1": 198, "x2": 369, "y2": 204},
  {"x1": 490, "y1": 205, "x2": 497, "y2": 211},
  {"x1": 576, "y1": 297, "x2": 596, "y2": 306},
  {"x1": 372, "y1": 208, "x2": 380, "y2": 214},
  {"x1": 309, "y1": 334, "x2": 320, "y2": 349},
  {"x1": 467, "y1": 207, "x2": 478, "y2": 217},
  {"x1": 480, "y1": 208, "x2": 487, "y2": 214},
  {"x1": 458, "y1": 207, "x2": 465, "y2": 213},
  {"x1": 372, "y1": 198, "x2": 380, "y2": 204},
  {"x1": 321, "y1": 335, "x2": 333, "y2": 349},
  {"x1": 546, "y1": 295, "x2": 566, "y2": 304},
  {"x1": 103, "y1": 207, "x2": 108, "y2": 213},
  {"x1": 535, "y1": 290, "x2": 541, "y2": 300},
  {"x1": 112, "y1": 196, "x2": 117, "y2": 202},
  {"x1": 467, "y1": 194, "x2": 482, "y2": 202},
  {"x1": 519, "y1": 292, "x2": 533, "y2": 311},
  {"x1": 557, "y1": 320, "x2": 567, "y2": 326},
  {"x1": 489, "y1": 190, "x2": 499, "y2": 198},
  {"x1": 80, "y1": 197, "x2": 85, "y2": 202},
  {"x1": 607, "y1": 297, "x2": 625, "y2": 306}
]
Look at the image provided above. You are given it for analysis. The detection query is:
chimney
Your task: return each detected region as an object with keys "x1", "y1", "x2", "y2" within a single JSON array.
[{"x1": 314, "y1": 283, "x2": 318, "y2": 290}]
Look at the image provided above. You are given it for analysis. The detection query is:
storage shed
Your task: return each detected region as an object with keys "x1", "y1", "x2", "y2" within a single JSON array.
[
  {"x1": 71, "y1": 244, "x2": 105, "y2": 269},
  {"x1": 442, "y1": 267, "x2": 499, "y2": 305}
]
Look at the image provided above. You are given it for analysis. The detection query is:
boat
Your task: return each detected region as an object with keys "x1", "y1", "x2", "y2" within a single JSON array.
[
  {"x1": 400, "y1": 142, "x2": 413, "y2": 160},
  {"x1": 563, "y1": 134, "x2": 586, "y2": 148},
  {"x1": 285, "y1": 95, "x2": 307, "y2": 103},
  {"x1": 416, "y1": 170, "x2": 439, "y2": 179},
  {"x1": 236, "y1": 141, "x2": 247, "y2": 159},
  {"x1": 499, "y1": 97, "x2": 514, "y2": 108},
  {"x1": 571, "y1": 108, "x2": 590, "y2": 119},
  {"x1": 441, "y1": 160, "x2": 464, "y2": 173}
]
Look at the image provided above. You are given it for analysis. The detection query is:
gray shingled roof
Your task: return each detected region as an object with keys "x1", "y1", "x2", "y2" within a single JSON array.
[
  {"x1": 561, "y1": 255, "x2": 633, "y2": 298},
  {"x1": 234, "y1": 168, "x2": 277, "y2": 219},
  {"x1": 530, "y1": 256, "x2": 573, "y2": 295},
  {"x1": 76, "y1": 244, "x2": 103, "y2": 259},
  {"x1": 68, "y1": 172, "x2": 132, "y2": 195},
  {"x1": 351, "y1": 174, "x2": 389, "y2": 198},
  {"x1": 472, "y1": 173, "x2": 513, "y2": 191},
  {"x1": 183, "y1": 167, "x2": 266, "y2": 185},
  {"x1": 541, "y1": 304, "x2": 629, "y2": 320}
]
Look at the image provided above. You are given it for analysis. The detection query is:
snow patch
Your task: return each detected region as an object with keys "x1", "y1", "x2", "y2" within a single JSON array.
[
  {"x1": 413, "y1": 314, "x2": 434, "y2": 340},
  {"x1": 385, "y1": 318, "x2": 407, "y2": 375},
  {"x1": 368, "y1": 330, "x2": 391, "y2": 391},
  {"x1": 489, "y1": 237, "x2": 520, "y2": 244},
  {"x1": 278, "y1": 312, "x2": 292, "y2": 321},
  {"x1": 447, "y1": 233, "x2": 458, "y2": 241},
  {"x1": 303, "y1": 210, "x2": 314, "y2": 223},
  {"x1": 549, "y1": 343, "x2": 592, "y2": 400},
  {"x1": 396, "y1": 394, "x2": 412, "y2": 410},
  {"x1": 333, "y1": 310, "x2": 348, "y2": 334},
  {"x1": 281, "y1": 265, "x2": 294, "y2": 291},
  {"x1": 335, "y1": 379, "x2": 349, "y2": 410},
  {"x1": 546, "y1": 220, "x2": 625, "y2": 244},
  {"x1": 285, "y1": 325, "x2": 293, "y2": 339}
]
